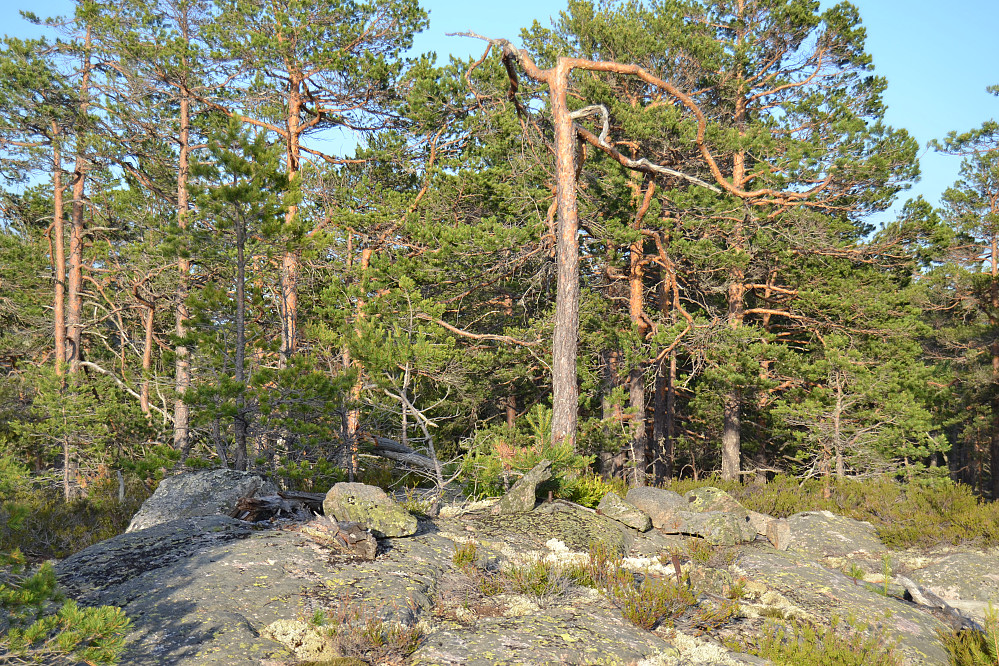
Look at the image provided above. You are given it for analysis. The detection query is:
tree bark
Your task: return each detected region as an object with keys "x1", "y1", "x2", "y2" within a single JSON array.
[
  {"x1": 345, "y1": 245, "x2": 373, "y2": 479},
  {"x1": 991, "y1": 235, "x2": 999, "y2": 499},
  {"x1": 279, "y1": 79, "x2": 303, "y2": 367},
  {"x1": 233, "y1": 207, "x2": 248, "y2": 470},
  {"x1": 52, "y1": 125, "x2": 66, "y2": 376},
  {"x1": 550, "y1": 60, "x2": 581, "y2": 449},
  {"x1": 174, "y1": 92, "x2": 192, "y2": 453},
  {"x1": 721, "y1": 276, "x2": 745, "y2": 481},
  {"x1": 67, "y1": 28, "x2": 92, "y2": 376},
  {"x1": 139, "y1": 298, "x2": 154, "y2": 415},
  {"x1": 626, "y1": 181, "x2": 654, "y2": 485}
]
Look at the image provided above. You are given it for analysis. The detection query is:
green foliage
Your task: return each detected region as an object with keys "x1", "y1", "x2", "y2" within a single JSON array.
[
  {"x1": 557, "y1": 473, "x2": 627, "y2": 508},
  {"x1": 737, "y1": 616, "x2": 901, "y2": 666},
  {"x1": 461, "y1": 405, "x2": 595, "y2": 500},
  {"x1": 938, "y1": 603, "x2": 999, "y2": 665},
  {"x1": 0, "y1": 550, "x2": 131, "y2": 664},
  {"x1": 504, "y1": 556, "x2": 572, "y2": 607},
  {"x1": 608, "y1": 574, "x2": 696, "y2": 631},
  {"x1": 1, "y1": 480, "x2": 146, "y2": 560},
  {"x1": 319, "y1": 598, "x2": 423, "y2": 662},
  {"x1": 452, "y1": 541, "x2": 479, "y2": 570},
  {"x1": 670, "y1": 474, "x2": 999, "y2": 549}
]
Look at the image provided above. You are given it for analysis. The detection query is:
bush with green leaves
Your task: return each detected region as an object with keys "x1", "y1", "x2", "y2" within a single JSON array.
[
  {"x1": 460, "y1": 405, "x2": 595, "y2": 501},
  {"x1": 668, "y1": 474, "x2": 999, "y2": 549},
  {"x1": 938, "y1": 603, "x2": 999, "y2": 666},
  {"x1": 735, "y1": 615, "x2": 901, "y2": 666},
  {"x1": 1, "y1": 550, "x2": 131, "y2": 663},
  {"x1": 1, "y1": 476, "x2": 146, "y2": 561}
]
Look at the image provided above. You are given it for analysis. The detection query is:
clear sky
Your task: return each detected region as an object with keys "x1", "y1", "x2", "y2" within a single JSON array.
[{"x1": 3, "y1": 0, "x2": 997, "y2": 225}]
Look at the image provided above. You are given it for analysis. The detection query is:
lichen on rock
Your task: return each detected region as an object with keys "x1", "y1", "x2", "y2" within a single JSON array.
[{"x1": 323, "y1": 482, "x2": 418, "y2": 537}]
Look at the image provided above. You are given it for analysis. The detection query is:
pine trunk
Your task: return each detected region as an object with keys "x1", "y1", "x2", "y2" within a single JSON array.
[
  {"x1": 52, "y1": 127, "x2": 66, "y2": 376},
  {"x1": 549, "y1": 61, "x2": 580, "y2": 449},
  {"x1": 721, "y1": 277, "x2": 745, "y2": 481},
  {"x1": 279, "y1": 83, "x2": 303, "y2": 367},
  {"x1": 174, "y1": 91, "x2": 192, "y2": 454},
  {"x1": 233, "y1": 209, "x2": 248, "y2": 471},
  {"x1": 67, "y1": 29, "x2": 92, "y2": 376}
]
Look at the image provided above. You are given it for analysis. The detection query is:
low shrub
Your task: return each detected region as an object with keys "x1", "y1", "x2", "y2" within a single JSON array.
[
  {"x1": 608, "y1": 574, "x2": 696, "y2": 630},
  {"x1": 1, "y1": 477, "x2": 147, "y2": 561},
  {"x1": 0, "y1": 549, "x2": 132, "y2": 664},
  {"x1": 735, "y1": 615, "x2": 901, "y2": 666},
  {"x1": 669, "y1": 474, "x2": 999, "y2": 550},
  {"x1": 938, "y1": 603, "x2": 999, "y2": 666},
  {"x1": 558, "y1": 473, "x2": 626, "y2": 508},
  {"x1": 452, "y1": 541, "x2": 478, "y2": 570},
  {"x1": 318, "y1": 597, "x2": 423, "y2": 663},
  {"x1": 460, "y1": 405, "x2": 594, "y2": 501},
  {"x1": 505, "y1": 556, "x2": 572, "y2": 607}
]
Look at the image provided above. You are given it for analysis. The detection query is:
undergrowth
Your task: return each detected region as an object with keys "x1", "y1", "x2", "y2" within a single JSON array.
[
  {"x1": 311, "y1": 599, "x2": 423, "y2": 664},
  {"x1": 734, "y1": 615, "x2": 902, "y2": 666},
  {"x1": 669, "y1": 474, "x2": 999, "y2": 549},
  {"x1": 1, "y1": 478, "x2": 148, "y2": 561},
  {"x1": 0, "y1": 549, "x2": 132, "y2": 664},
  {"x1": 937, "y1": 604, "x2": 999, "y2": 665}
]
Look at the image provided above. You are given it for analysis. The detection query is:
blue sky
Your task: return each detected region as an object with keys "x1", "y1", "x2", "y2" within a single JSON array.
[{"x1": 3, "y1": 0, "x2": 997, "y2": 225}]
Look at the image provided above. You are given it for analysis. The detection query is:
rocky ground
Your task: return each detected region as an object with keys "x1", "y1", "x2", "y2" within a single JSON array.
[{"x1": 53, "y1": 470, "x2": 998, "y2": 666}]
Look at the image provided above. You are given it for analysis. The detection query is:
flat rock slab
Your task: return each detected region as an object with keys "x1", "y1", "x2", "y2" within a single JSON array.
[
  {"x1": 127, "y1": 470, "x2": 277, "y2": 532},
  {"x1": 910, "y1": 551, "x2": 999, "y2": 604},
  {"x1": 785, "y1": 510, "x2": 887, "y2": 558},
  {"x1": 463, "y1": 503, "x2": 633, "y2": 555},
  {"x1": 55, "y1": 516, "x2": 453, "y2": 665},
  {"x1": 732, "y1": 549, "x2": 951, "y2": 665},
  {"x1": 412, "y1": 600, "x2": 677, "y2": 666}
]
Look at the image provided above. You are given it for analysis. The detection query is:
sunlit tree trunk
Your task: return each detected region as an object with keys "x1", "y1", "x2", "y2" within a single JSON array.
[{"x1": 52, "y1": 124, "x2": 66, "y2": 376}]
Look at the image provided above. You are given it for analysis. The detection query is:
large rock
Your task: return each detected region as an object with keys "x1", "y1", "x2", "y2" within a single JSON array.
[
  {"x1": 784, "y1": 510, "x2": 887, "y2": 558},
  {"x1": 684, "y1": 486, "x2": 746, "y2": 513},
  {"x1": 126, "y1": 469, "x2": 277, "y2": 532},
  {"x1": 56, "y1": 515, "x2": 454, "y2": 665},
  {"x1": 54, "y1": 490, "x2": 995, "y2": 666},
  {"x1": 731, "y1": 549, "x2": 951, "y2": 665},
  {"x1": 323, "y1": 482, "x2": 418, "y2": 537},
  {"x1": 491, "y1": 459, "x2": 552, "y2": 515},
  {"x1": 411, "y1": 605, "x2": 677, "y2": 666},
  {"x1": 597, "y1": 491, "x2": 652, "y2": 532},
  {"x1": 625, "y1": 486, "x2": 687, "y2": 529},
  {"x1": 672, "y1": 510, "x2": 756, "y2": 546},
  {"x1": 910, "y1": 551, "x2": 999, "y2": 607}
]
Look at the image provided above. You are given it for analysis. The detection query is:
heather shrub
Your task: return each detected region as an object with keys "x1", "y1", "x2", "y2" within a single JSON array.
[
  {"x1": 938, "y1": 603, "x2": 999, "y2": 666},
  {"x1": 668, "y1": 474, "x2": 999, "y2": 549},
  {"x1": 1, "y1": 476, "x2": 147, "y2": 561},
  {"x1": 736, "y1": 615, "x2": 901, "y2": 666}
]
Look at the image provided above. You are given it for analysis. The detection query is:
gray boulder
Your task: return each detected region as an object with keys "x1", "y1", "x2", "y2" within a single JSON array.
[
  {"x1": 323, "y1": 482, "x2": 418, "y2": 537},
  {"x1": 732, "y1": 548, "x2": 951, "y2": 666},
  {"x1": 491, "y1": 459, "x2": 552, "y2": 515},
  {"x1": 598, "y1": 491, "x2": 652, "y2": 532},
  {"x1": 625, "y1": 486, "x2": 687, "y2": 529},
  {"x1": 126, "y1": 469, "x2": 277, "y2": 532},
  {"x1": 684, "y1": 486, "x2": 746, "y2": 513},
  {"x1": 672, "y1": 510, "x2": 756, "y2": 546},
  {"x1": 784, "y1": 510, "x2": 887, "y2": 558},
  {"x1": 910, "y1": 551, "x2": 999, "y2": 616}
]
